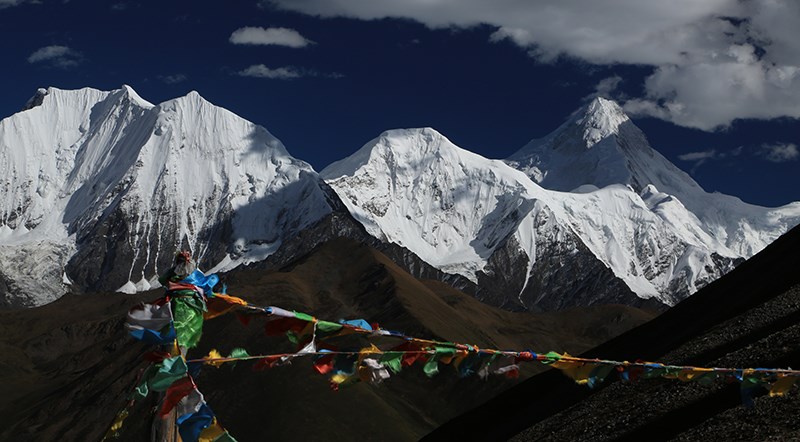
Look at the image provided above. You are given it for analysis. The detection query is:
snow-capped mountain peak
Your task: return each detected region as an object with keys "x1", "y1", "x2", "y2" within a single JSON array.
[
  {"x1": 325, "y1": 116, "x2": 800, "y2": 310},
  {"x1": 0, "y1": 85, "x2": 334, "y2": 307},
  {"x1": 576, "y1": 97, "x2": 630, "y2": 148}
]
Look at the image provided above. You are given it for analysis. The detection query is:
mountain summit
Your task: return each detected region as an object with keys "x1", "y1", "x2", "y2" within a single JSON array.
[
  {"x1": 506, "y1": 97, "x2": 800, "y2": 258},
  {"x1": 506, "y1": 97, "x2": 696, "y2": 194},
  {"x1": 0, "y1": 86, "x2": 334, "y2": 306},
  {"x1": 322, "y1": 127, "x2": 751, "y2": 309},
  {"x1": 324, "y1": 111, "x2": 800, "y2": 309}
]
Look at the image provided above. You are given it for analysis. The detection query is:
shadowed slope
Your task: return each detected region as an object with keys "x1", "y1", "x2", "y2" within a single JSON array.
[{"x1": 0, "y1": 238, "x2": 651, "y2": 441}]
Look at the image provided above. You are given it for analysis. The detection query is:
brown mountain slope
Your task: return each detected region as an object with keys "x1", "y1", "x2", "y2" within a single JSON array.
[
  {"x1": 426, "y1": 225, "x2": 800, "y2": 441},
  {"x1": 0, "y1": 238, "x2": 652, "y2": 441}
]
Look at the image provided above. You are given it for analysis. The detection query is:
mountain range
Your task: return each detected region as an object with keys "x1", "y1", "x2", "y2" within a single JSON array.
[{"x1": 1, "y1": 86, "x2": 798, "y2": 310}]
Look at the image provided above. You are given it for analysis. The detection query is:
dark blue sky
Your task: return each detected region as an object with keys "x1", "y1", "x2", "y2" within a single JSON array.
[{"x1": 1, "y1": 1, "x2": 798, "y2": 207}]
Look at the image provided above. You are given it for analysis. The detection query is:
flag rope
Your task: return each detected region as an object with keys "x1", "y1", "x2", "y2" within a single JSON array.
[{"x1": 111, "y1": 279, "x2": 800, "y2": 441}]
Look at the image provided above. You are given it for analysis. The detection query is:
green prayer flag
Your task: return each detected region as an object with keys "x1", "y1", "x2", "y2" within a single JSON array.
[
  {"x1": 541, "y1": 351, "x2": 562, "y2": 364},
  {"x1": 422, "y1": 346, "x2": 457, "y2": 377},
  {"x1": 294, "y1": 311, "x2": 314, "y2": 322},
  {"x1": 227, "y1": 348, "x2": 250, "y2": 368},
  {"x1": 227, "y1": 348, "x2": 250, "y2": 359},
  {"x1": 150, "y1": 356, "x2": 188, "y2": 391},
  {"x1": 316, "y1": 321, "x2": 343, "y2": 334},
  {"x1": 435, "y1": 347, "x2": 457, "y2": 357},
  {"x1": 173, "y1": 298, "x2": 204, "y2": 349},
  {"x1": 423, "y1": 357, "x2": 439, "y2": 377},
  {"x1": 379, "y1": 352, "x2": 404, "y2": 374}
]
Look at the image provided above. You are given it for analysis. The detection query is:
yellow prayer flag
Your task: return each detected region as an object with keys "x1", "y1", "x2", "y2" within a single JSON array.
[
  {"x1": 677, "y1": 367, "x2": 713, "y2": 382},
  {"x1": 769, "y1": 375, "x2": 798, "y2": 397},
  {"x1": 205, "y1": 349, "x2": 224, "y2": 368},
  {"x1": 199, "y1": 418, "x2": 226, "y2": 442},
  {"x1": 358, "y1": 344, "x2": 382, "y2": 364}
]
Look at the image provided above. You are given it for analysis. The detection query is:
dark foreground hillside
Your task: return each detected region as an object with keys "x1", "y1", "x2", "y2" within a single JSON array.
[
  {"x1": 427, "y1": 225, "x2": 800, "y2": 441},
  {"x1": 0, "y1": 238, "x2": 651, "y2": 441}
]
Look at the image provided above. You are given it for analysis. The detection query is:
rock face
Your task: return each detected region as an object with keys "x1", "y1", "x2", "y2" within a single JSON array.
[{"x1": 0, "y1": 86, "x2": 334, "y2": 306}]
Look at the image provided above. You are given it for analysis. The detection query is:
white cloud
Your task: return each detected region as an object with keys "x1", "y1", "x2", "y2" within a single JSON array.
[
  {"x1": 761, "y1": 143, "x2": 799, "y2": 162},
  {"x1": 588, "y1": 75, "x2": 622, "y2": 100},
  {"x1": 0, "y1": 0, "x2": 38, "y2": 8},
  {"x1": 27, "y1": 45, "x2": 82, "y2": 68},
  {"x1": 266, "y1": 0, "x2": 800, "y2": 130},
  {"x1": 678, "y1": 150, "x2": 718, "y2": 162},
  {"x1": 238, "y1": 65, "x2": 303, "y2": 79},
  {"x1": 158, "y1": 74, "x2": 187, "y2": 84},
  {"x1": 237, "y1": 64, "x2": 342, "y2": 80},
  {"x1": 229, "y1": 27, "x2": 314, "y2": 48},
  {"x1": 677, "y1": 146, "x2": 747, "y2": 173}
]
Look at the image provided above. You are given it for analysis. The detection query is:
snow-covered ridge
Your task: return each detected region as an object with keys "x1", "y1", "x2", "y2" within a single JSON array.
[
  {"x1": 0, "y1": 85, "x2": 333, "y2": 306},
  {"x1": 2, "y1": 88, "x2": 797, "y2": 310},
  {"x1": 507, "y1": 97, "x2": 800, "y2": 260},
  {"x1": 324, "y1": 121, "x2": 798, "y2": 308}
]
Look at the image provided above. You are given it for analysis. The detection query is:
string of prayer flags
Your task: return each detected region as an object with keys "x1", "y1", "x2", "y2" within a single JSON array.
[
  {"x1": 116, "y1": 291, "x2": 800, "y2": 442},
  {"x1": 112, "y1": 264, "x2": 243, "y2": 441}
]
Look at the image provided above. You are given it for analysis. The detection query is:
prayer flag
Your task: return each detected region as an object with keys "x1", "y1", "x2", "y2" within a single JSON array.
[
  {"x1": 159, "y1": 377, "x2": 197, "y2": 417},
  {"x1": 178, "y1": 403, "x2": 215, "y2": 442}
]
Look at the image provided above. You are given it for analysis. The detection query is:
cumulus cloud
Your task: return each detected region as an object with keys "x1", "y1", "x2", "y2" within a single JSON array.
[
  {"x1": 760, "y1": 143, "x2": 799, "y2": 162},
  {"x1": 229, "y1": 27, "x2": 314, "y2": 48},
  {"x1": 266, "y1": 0, "x2": 800, "y2": 130},
  {"x1": 27, "y1": 45, "x2": 82, "y2": 68}
]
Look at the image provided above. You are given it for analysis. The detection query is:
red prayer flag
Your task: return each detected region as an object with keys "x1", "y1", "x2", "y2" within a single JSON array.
[
  {"x1": 158, "y1": 377, "x2": 196, "y2": 417},
  {"x1": 313, "y1": 354, "x2": 336, "y2": 374}
]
